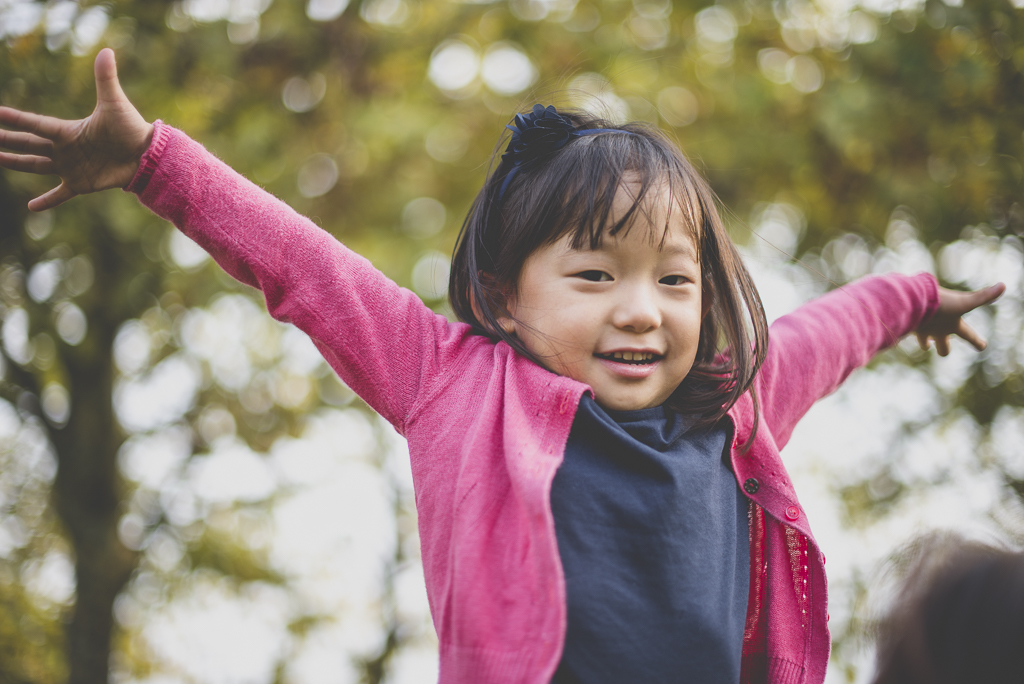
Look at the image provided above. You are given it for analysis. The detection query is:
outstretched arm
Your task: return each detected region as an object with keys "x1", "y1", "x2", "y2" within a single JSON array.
[
  {"x1": 754, "y1": 274, "x2": 1003, "y2": 449},
  {"x1": 0, "y1": 48, "x2": 153, "y2": 210},
  {"x1": 1, "y1": 49, "x2": 471, "y2": 433}
]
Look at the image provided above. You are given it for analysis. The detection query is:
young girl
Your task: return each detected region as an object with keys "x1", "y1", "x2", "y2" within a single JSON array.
[{"x1": 0, "y1": 49, "x2": 1004, "y2": 684}]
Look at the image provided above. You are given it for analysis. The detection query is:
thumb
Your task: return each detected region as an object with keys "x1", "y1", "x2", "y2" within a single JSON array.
[
  {"x1": 94, "y1": 48, "x2": 127, "y2": 105},
  {"x1": 970, "y1": 282, "x2": 1006, "y2": 308}
]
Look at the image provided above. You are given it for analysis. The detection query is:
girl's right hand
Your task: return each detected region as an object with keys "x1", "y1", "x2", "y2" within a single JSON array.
[
  {"x1": 915, "y1": 283, "x2": 1005, "y2": 356},
  {"x1": 0, "y1": 47, "x2": 153, "y2": 212}
]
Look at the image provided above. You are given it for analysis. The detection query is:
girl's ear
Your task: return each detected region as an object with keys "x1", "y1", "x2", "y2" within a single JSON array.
[{"x1": 470, "y1": 273, "x2": 517, "y2": 335}]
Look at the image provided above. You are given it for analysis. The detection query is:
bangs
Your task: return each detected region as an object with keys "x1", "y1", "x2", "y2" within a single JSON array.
[{"x1": 498, "y1": 124, "x2": 706, "y2": 267}]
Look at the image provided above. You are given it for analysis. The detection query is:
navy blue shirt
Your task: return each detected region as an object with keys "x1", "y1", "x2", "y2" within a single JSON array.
[{"x1": 549, "y1": 396, "x2": 749, "y2": 684}]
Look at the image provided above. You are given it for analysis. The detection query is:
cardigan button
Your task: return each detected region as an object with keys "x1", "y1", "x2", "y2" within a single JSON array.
[
  {"x1": 786, "y1": 506, "x2": 800, "y2": 521},
  {"x1": 743, "y1": 478, "x2": 759, "y2": 494}
]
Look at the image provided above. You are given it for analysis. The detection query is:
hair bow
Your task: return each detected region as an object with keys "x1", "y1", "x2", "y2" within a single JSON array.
[
  {"x1": 498, "y1": 105, "x2": 580, "y2": 200},
  {"x1": 496, "y1": 105, "x2": 635, "y2": 201},
  {"x1": 502, "y1": 104, "x2": 579, "y2": 167}
]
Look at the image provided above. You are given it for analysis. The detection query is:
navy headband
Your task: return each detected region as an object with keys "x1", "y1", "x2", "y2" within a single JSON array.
[{"x1": 497, "y1": 104, "x2": 638, "y2": 202}]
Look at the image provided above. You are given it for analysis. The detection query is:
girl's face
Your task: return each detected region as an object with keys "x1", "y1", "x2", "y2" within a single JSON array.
[{"x1": 504, "y1": 182, "x2": 709, "y2": 411}]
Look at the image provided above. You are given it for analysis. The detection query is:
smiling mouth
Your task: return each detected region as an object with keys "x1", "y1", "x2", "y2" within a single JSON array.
[{"x1": 595, "y1": 351, "x2": 662, "y2": 365}]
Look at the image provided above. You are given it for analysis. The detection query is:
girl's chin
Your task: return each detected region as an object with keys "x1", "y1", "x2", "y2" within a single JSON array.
[
  {"x1": 590, "y1": 385, "x2": 671, "y2": 412},
  {"x1": 592, "y1": 395, "x2": 663, "y2": 412}
]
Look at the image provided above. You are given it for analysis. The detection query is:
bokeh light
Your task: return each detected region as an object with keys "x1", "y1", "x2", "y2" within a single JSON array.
[
  {"x1": 307, "y1": 0, "x2": 349, "y2": 22},
  {"x1": 568, "y1": 72, "x2": 629, "y2": 122},
  {"x1": 656, "y1": 86, "x2": 699, "y2": 127},
  {"x1": 40, "y1": 383, "x2": 69, "y2": 427},
  {"x1": 282, "y1": 73, "x2": 327, "y2": 114},
  {"x1": 297, "y1": 154, "x2": 339, "y2": 198},
  {"x1": 26, "y1": 260, "x2": 59, "y2": 303},
  {"x1": 53, "y1": 302, "x2": 87, "y2": 346},
  {"x1": 428, "y1": 39, "x2": 480, "y2": 95},
  {"x1": 401, "y1": 197, "x2": 446, "y2": 239},
  {"x1": 361, "y1": 0, "x2": 411, "y2": 28},
  {"x1": 411, "y1": 251, "x2": 451, "y2": 301},
  {"x1": 481, "y1": 43, "x2": 537, "y2": 95},
  {"x1": 169, "y1": 230, "x2": 211, "y2": 270}
]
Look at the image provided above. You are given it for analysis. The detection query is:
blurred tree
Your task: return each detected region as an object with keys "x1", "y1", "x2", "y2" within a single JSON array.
[{"x1": 0, "y1": 0, "x2": 1021, "y2": 682}]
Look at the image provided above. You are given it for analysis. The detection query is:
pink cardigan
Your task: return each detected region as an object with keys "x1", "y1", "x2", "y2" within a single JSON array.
[{"x1": 128, "y1": 122, "x2": 939, "y2": 684}]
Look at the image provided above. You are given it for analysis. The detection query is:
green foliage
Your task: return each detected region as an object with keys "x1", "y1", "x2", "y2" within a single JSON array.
[
  {"x1": 1, "y1": 0, "x2": 1022, "y2": 681},
  {"x1": 0, "y1": 577, "x2": 67, "y2": 684},
  {"x1": 186, "y1": 523, "x2": 284, "y2": 585}
]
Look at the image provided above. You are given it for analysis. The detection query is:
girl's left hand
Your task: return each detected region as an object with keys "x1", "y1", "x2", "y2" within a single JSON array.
[{"x1": 915, "y1": 283, "x2": 1006, "y2": 356}]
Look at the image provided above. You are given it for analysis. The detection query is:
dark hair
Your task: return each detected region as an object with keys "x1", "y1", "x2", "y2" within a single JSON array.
[
  {"x1": 872, "y1": 533, "x2": 1024, "y2": 684},
  {"x1": 449, "y1": 108, "x2": 768, "y2": 444}
]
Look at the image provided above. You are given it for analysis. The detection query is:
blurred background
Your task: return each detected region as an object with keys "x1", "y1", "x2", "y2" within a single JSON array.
[{"x1": 0, "y1": 0, "x2": 1022, "y2": 682}]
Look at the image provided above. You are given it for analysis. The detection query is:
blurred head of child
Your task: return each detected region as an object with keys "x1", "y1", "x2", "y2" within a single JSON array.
[
  {"x1": 872, "y1": 532, "x2": 1024, "y2": 684},
  {"x1": 449, "y1": 105, "x2": 768, "y2": 426}
]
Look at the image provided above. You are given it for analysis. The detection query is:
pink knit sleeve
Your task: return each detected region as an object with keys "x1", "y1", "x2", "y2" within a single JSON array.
[
  {"x1": 753, "y1": 272, "x2": 940, "y2": 449},
  {"x1": 127, "y1": 122, "x2": 470, "y2": 432}
]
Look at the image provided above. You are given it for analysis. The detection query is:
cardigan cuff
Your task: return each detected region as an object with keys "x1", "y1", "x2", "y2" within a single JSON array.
[
  {"x1": 124, "y1": 120, "x2": 172, "y2": 195},
  {"x1": 917, "y1": 271, "x2": 941, "y2": 326}
]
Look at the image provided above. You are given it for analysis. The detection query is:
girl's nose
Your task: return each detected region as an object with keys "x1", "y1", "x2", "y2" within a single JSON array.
[{"x1": 611, "y1": 287, "x2": 661, "y2": 332}]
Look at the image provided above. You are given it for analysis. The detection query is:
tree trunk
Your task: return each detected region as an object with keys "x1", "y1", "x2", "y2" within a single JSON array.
[{"x1": 50, "y1": 248, "x2": 137, "y2": 684}]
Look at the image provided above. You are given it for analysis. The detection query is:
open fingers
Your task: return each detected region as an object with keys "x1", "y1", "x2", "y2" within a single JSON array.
[
  {"x1": 0, "y1": 106, "x2": 65, "y2": 140},
  {"x1": 956, "y1": 320, "x2": 987, "y2": 352},
  {"x1": 0, "y1": 129, "x2": 53, "y2": 155},
  {"x1": 27, "y1": 182, "x2": 77, "y2": 212},
  {"x1": 916, "y1": 332, "x2": 930, "y2": 351},
  {"x1": 935, "y1": 335, "x2": 950, "y2": 357},
  {"x1": 0, "y1": 151, "x2": 56, "y2": 175}
]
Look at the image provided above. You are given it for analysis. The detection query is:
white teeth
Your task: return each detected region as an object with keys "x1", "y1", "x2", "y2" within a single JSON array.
[{"x1": 608, "y1": 351, "x2": 654, "y2": 362}]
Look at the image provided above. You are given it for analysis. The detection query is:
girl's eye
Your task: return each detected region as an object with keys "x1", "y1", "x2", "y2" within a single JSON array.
[
  {"x1": 577, "y1": 270, "x2": 612, "y2": 282},
  {"x1": 659, "y1": 275, "x2": 690, "y2": 285}
]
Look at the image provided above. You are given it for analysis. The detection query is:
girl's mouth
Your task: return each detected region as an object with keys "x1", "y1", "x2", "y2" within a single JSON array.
[{"x1": 595, "y1": 351, "x2": 662, "y2": 365}]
